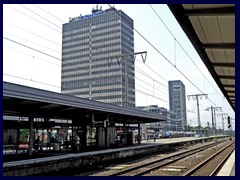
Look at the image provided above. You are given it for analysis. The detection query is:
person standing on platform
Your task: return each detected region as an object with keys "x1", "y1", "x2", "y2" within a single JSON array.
[
  {"x1": 49, "y1": 136, "x2": 55, "y2": 150},
  {"x1": 153, "y1": 133, "x2": 156, "y2": 142},
  {"x1": 117, "y1": 135, "x2": 121, "y2": 146},
  {"x1": 134, "y1": 134, "x2": 137, "y2": 142},
  {"x1": 65, "y1": 134, "x2": 69, "y2": 148},
  {"x1": 75, "y1": 135, "x2": 80, "y2": 152},
  {"x1": 34, "y1": 136, "x2": 41, "y2": 151},
  {"x1": 121, "y1": 136, "x2": 125, "y2": 146}
]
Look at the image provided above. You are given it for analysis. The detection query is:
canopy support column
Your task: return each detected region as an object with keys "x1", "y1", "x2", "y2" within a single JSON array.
[
  {"x1": 138, "y1": 122, "x2": 141, "y2": 144},
  {"x1": 28, "y1": 116, "x2": 34, "y2": 156}
]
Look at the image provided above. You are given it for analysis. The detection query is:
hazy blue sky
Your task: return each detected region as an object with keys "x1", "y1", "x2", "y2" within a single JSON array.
[{"x1": 3, "y1": 4, "x2": 235, "y2": 129}]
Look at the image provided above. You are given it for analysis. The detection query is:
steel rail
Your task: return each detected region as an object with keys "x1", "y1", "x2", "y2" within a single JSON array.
[
  {"x1": 210, "y1": 147, "x2": 235, "y2": 176},
  {"x1": 183, "y1": 141, "x2": 235, "y2": 176},
  {"x1": 109, "y1": 139, "x2": 227, "y2": 176}
]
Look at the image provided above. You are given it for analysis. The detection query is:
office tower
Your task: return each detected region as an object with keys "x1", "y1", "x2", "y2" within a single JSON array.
[
  {"x1": 168, "y1": 80, "x2": 187, "y2": 131},
  {"x1": 61, "y1": 6, "x2": 135, "y2": 107}
]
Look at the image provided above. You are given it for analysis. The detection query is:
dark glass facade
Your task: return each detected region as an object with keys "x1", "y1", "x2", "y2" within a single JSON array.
[{"x1": 61, "y1": 8, "x2": 135, "y2": 107}]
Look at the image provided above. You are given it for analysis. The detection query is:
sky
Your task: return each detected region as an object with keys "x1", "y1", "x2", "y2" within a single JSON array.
[{"x1": 3, "y1": 4, "x2": 235, "y2": 130}]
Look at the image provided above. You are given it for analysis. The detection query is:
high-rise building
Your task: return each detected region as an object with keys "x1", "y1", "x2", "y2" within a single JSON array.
[
  {"x1": 168, "y1": 80, "x2": 187, "y2": 131},
  {"x1": 61, "y1": 6, "x2": 135, "y2": 107}
]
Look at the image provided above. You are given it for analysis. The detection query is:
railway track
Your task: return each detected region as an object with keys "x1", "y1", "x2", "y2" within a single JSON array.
[
  {"x1": 102, "y1": 139, "x2": 230, "y2": 176},
  {"x1": 183, "y1": 142, "x2": 235, "y2": 176}
]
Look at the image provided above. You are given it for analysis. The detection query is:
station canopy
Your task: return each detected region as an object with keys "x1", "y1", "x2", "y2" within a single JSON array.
[
  {"x1": 3, "y1": 82, "x2": 166, "y2": 124},
  {"x1": 168, "y1": 4, "x2": 235, "y2": 111}
]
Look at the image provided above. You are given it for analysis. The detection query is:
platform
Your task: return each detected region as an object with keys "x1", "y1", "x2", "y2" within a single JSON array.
[
  {"x1": 3, "y1": 136, "x2": 232, "y2": 176},
  {"x1": 217, "y1": 150, "x2": 235, "y2": 176}
]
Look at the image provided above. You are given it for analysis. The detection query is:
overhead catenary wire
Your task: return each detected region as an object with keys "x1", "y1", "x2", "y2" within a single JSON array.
[
  {"x1": 3, "y1": 37, "x2": 168, "y2": 104},
  {"x1": 108, "y1": 4, "x2": 221, "y2": 109},
  {"x1": 4, "y1": 4, "x2": 171, "y2": 97},
  {"x1": 2, "y1": 6, "x2": 233, "y2": 127},
  {"x1": 149, "y1": 4, "x2": 221, "y2": 107},
  {"x1": 4, "y1": 35, "x2": 168, "y2": 103},
  {"x1": 4, "y1": 21, "x2": 62, "y2": 46},
  {"x1": 135, "y1": 76, "x2": 168, "y2": 100},
  {"x1": 136, "y1": 81, "x2": 169, "y2": 102},
  {"x1": 4, "y1": 45, "x2": 61, "y2": 66},
  {"x1": 20, "y1": 4, "x2": 62, "y2": 29},
  {"x1": 135, "y1": 66, "x2": 168, "y2": 89},
  {"x1": 5, "y1": 5, "x2": 163, "y2": 84},
  {"x1": 3, "y1": 31, "x2": 61, "y2": 54},
  {"x1": 2, "y1": 4, "x2": 230, "y2": 111},
  {"x1": 108, "y1": 4, "x2": 204, "y2": 94},
  {"x1": 149, "y1": 4, "x2": 219, "y2": 90},
  {"x1": 136, "y1": 59, "x2": 168, "y2": 82},
  {"x1": 4, "y1": 73, "x2": 60, "y2": 89},
  {"x1": 4, "y1": 37, "x2": 60, "y2": 61},
  {"x1": 34, "y1": 4, "x2": 65, "y2": 23},
  {"x1": 5, "y1": 4, "x2": 62, "y2": 33},
  {"x1": 135, "y1": 76, "x2": 168, "y2": 96}
]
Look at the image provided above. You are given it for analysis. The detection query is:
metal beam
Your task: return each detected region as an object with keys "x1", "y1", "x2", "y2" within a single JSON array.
[
  {"x1": 226, "y1": 90, "x2": 235, "y2": 93},
  {"x1": 223, "y1": 84, "x2": 235, "y2": 88},
  {"x1": 202, "y1": 43, "x2": 235, "y2": 49},
  {"x1": 219, "y1": 75, "x2": 235, "y2": 80},
  {"x1": 107, "y1": 51, "x2": 147, "y2": 66},
  {"x1": 184, "y1": 6, "x2": 235, "y2": 16},
  {"x1": 212, "y1": 62, "x2": 235, "y2": 68}
]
